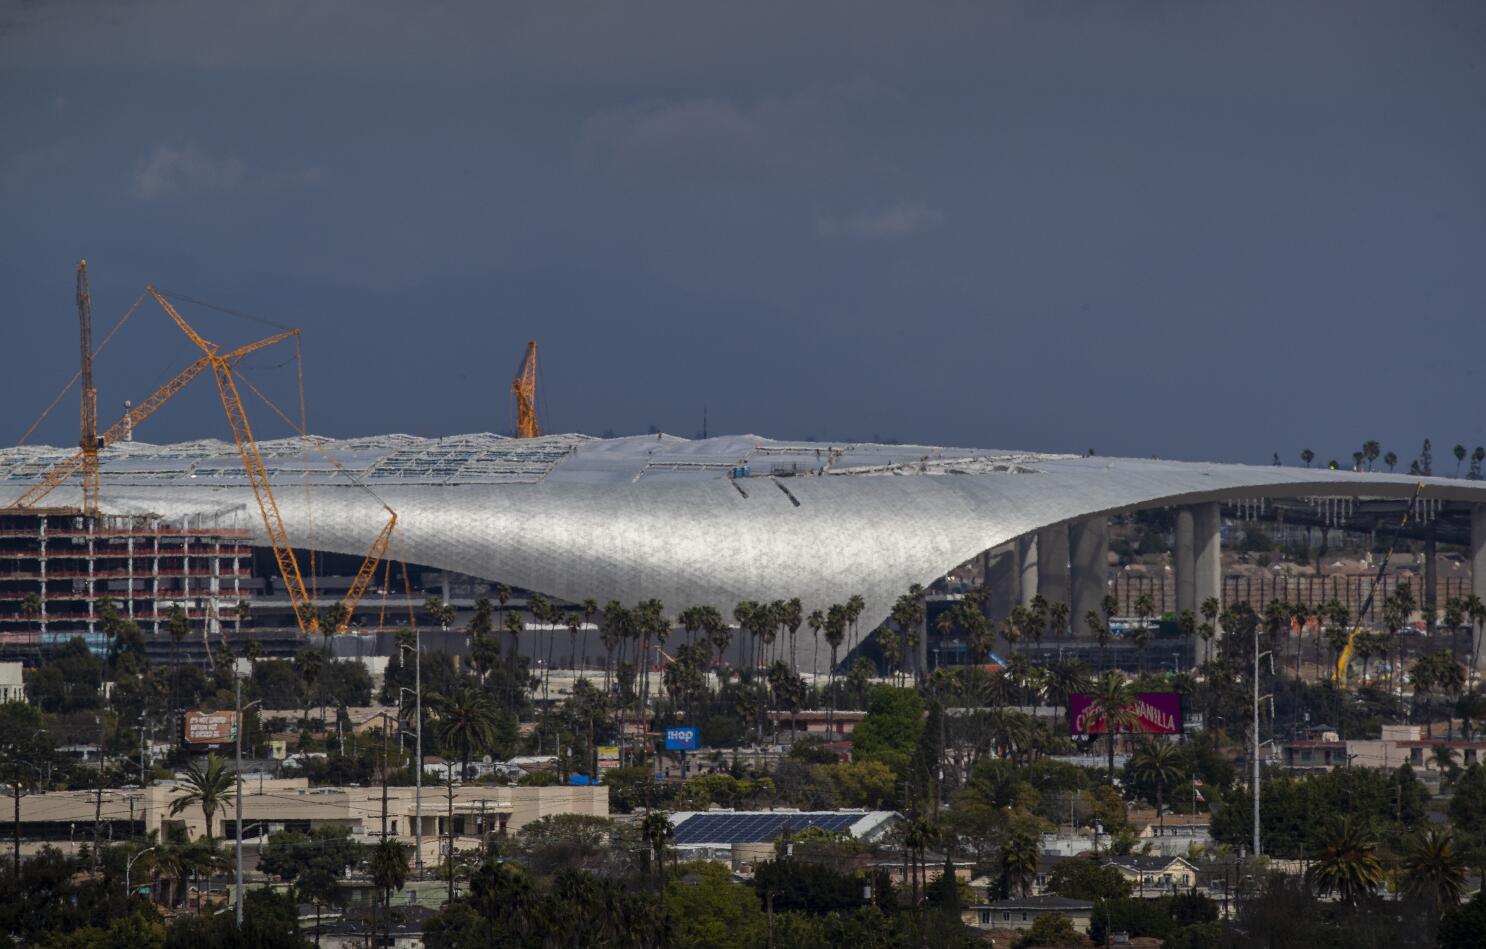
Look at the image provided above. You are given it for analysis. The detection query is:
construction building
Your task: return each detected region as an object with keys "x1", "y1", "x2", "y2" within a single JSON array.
[{"x1": 0, "y1": 508, "x2": 251, "y2": 660}]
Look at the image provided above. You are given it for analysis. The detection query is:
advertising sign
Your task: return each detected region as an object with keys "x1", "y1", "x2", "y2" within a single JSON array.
[
  {"x1": 664, "y1": 727, "x2": 700, "y2": 751},
  {"x1": 597, "y1": 745, "x2": 621, "y2": 772},
  {"x1": 183, "y1": 710, "x2": 238, "y2": 746},
  {"x1": 1068, "y1": 693, "x2": 1181, "y2": 736}
]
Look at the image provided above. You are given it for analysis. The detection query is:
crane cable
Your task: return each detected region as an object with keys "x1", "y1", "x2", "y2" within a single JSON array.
[
  {"x1": 1334, "y1": 482, "x2": 1426, "y2": 683},
  {"x1": 17, "y1": 291, "x2": 147, "y2": 445}
]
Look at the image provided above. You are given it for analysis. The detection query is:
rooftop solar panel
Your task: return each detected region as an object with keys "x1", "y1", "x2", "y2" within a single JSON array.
[{"x1": 671, "y1": 812, "x2": 861, "y2": 844}]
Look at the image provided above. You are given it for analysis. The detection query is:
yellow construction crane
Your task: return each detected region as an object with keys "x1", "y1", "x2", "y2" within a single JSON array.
[
  {"x1": 75, "y1": 260, "x2": 101, "y2": 514},
  {"x1": 512, "y1": 340, "x2": 540, "y2": 438},
  {"x1": 8, "y1": 330, "x2": 299, "y2": 510},
  {"x1": 145, "y1": 287, "x2": 320, "y2": 635},
  {"x1": 145, "y1": 287, "x2": 397, "y2": 638}
]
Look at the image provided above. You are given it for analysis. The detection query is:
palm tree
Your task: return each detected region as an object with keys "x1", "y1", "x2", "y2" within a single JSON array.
[
  {"x1": 1199, "y1": 597, "x2": 1220, "y2": 665},
  {"x1": 1362, "y1": 440, "x2": 1381, "y2": 471},
  {"x1": 845, "y1": 594, "x2": 865, "y2": 657},
  {"x1": 1401, "y1": 826, "x2": 1467, "y2": 911},
  {"x1": 639, "y1": 812, "x2": 673, "y2": 881},
  {"x1": 1308, "y1": 818, "x2": 1384, "y2": 905},
  {"x1": 565, "y1": 612, "x2": 583, "y2": 675},
  {"x1": 901, "y1": 814, "x2": 941, "y2": 900},
  {"x1": 1384, "y1": 451, "x2": 1398, "y2": 472},
  {"x1": 168, "y1": 753, "x2": 235, "y2": 841},
  {"x1": 1454, "y1": 444, "x2": 1468, "y2": 477},
  {"x1": 368, "y1": 838, "x2": 409, "y2": 946},
  {"x1": 1088, "y1": 671, "x2": 1136, "y2": 780},
  {"x1": 1086, "y1": 611, "x2": 1110, "y2": 663},
  {"x1": 998, "y1": 830, "x2": 1039, "y2": 899},
  {"x1": 1129, "y1": 740, "x2": 1184, "y2": 826},
  {"x1": 806, "y1": 609, "x2": 825, "y2": 680},
  {"x1": 495, "y1": 583, "x2": 512, "y2": 629},
  {"x1": 431, "y1": 688, "x2": 499, "y2": 782},
  {"x1": 824, "y1": 604, "x2": 847, "y2": 728},
  {"x1": 1300, "y1": 448, "x2": 1314, "y2": 468},
  {"x1": 1048, "y1": 601, "x2": 1070, "y2": 645}
]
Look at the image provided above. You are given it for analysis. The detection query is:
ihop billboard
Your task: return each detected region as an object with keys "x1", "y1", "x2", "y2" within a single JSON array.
[
  {"x1": 664, "y1": 727, "x2": 700, "y2": 751},
  {"x1": 1068, "y1": 693, "x2": 1182, "y2": 736}
]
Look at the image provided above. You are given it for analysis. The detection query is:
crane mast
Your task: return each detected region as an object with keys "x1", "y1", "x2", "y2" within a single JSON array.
[
  {"x1": 146, "y1": 287, "x2": 319, "y2": 636},
  {"x1": 76, "y1": 260, "x2": 100, "y2": 515},
  {"x1": 512, "y1": 340, "x2": 540, "y2": 438}
]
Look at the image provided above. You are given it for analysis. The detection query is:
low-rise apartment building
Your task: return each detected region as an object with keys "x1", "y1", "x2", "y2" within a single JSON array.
[{"x1": 10, "y1": 777, "x2": 606, "y2": 866}]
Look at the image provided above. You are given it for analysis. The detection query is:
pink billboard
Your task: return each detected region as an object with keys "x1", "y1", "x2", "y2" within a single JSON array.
[{"x1": 1068, "y1": 692, "x2": 1181, "y2": 736}]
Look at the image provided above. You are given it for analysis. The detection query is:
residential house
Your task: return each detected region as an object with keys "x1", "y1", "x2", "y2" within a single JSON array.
[
  {"x1": 1101, "y1": 855, "x2": 1200, "y2": 896},
  {"x1": 1133, "y1": 814, "x2": 1212, "y2": 856},
  {"x1": 965, "y1": 895, "x2": 1094, "y2": 934}
]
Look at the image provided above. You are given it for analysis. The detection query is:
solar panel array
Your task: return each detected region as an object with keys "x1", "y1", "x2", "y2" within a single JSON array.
[{"x1": 671, "y1": 812, "x2": 860, "y2": 844}]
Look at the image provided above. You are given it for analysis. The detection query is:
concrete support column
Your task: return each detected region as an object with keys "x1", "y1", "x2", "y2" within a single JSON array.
[
  {"x1": 1071, "y1": 517, "x2": 1110, "y2": 638},
  {"x1": 984, "y1": 544, "x2": 1020, "y2": 622},
  {"x1": 1036, "y1": 526, "x2": 1070, "y2": 618},
  {"x1": 1471, "y1": 505, "x2": 1486, "y2": 670},
  {"x1": 1195, "y1": 502, "x2": 1223, "y2": 654},
  {"x1": 1424, "y1": 528, "x2": 1438, "y2": 619},
  {"x1": 1174, "y1": 508, "x2": 1196, "y2": 614},
  {"x1": 1018, "y1": 535, "x2": 1039, "y2": 606}
]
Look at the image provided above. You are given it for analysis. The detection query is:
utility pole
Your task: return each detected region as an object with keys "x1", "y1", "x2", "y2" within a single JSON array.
[
  {"x1": 445, "y1": 778, "x2": 456, "y2": 905},
  {"x1": 1252, "y1": 620, "x2": 1263, "y2": 858},
  {"x1": 380, "y1": 717, "x2": 389, "y2": 840},
  {"x1": 235, "y1": 678, "x2": 261, "y2": 928},
  {"x1": 235, "y1": 674, "x2": 245, "y2": 928},
  {"x1": 414, "y1": 630, "x2": 422, "y2": 876}
]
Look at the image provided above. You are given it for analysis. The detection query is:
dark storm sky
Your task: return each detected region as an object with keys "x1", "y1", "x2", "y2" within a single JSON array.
[{"x1": 2, "y1": 1, "x2": 1484, "y2": 466}]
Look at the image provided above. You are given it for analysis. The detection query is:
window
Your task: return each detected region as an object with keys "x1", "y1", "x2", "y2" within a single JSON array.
[
  {"x1": 1021, "y1": 912, "x2": 1028, "y2": 921},
  {"x1": 980, "y1": 911, "x2": 991, "y2": 926},
  {"x1": 1002, "y1": 912, "x2": 1010, "y2": 921}
]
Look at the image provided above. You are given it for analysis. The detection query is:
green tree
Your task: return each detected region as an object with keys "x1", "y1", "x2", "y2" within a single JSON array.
[
  {"x1": 1127, "y1": 739, "x2": 1184, "y2": 825},
  {"x1": 1087, "y1": 671, "x2": 1136, "y2": 780},
  {"x1": 368, "y1": 838, "x2": 409, "y2": 946},
  {"x1": 1307, "y1": 817, "x2": 1384, "y2": 905},
  {"x1": 1046, "y1": 859, "x2": 1132, "y2": 901},
  {"x1": 1401, "y1": 826, "x2": 1468, "y2": 912},
  {"x1": 431, "y1": 687, "x2": 499, "y2": 782},
  {"x1": 166, "y1": 753, "x2": 234, "y2": 841},
  {"x1": 1013, "y1": 913, "x2": 1083, "y2": 949},
  {"x1": 664, "y1": 860, "x2": 765, "y2": 949},
  {"x1": 998, "y1": 830, "x2": 1039, "y2": 899},
  {"x1": 640, "y1": 811, "x2": 674, "y2": 880},
  {"x1": 850, "y1": 686, "x2": 925, "y2": 780}
]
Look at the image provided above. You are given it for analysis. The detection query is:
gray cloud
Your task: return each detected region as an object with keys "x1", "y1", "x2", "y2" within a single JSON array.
[
  {"x1": 129, "y1": 143, "x2": 325, "y2": 200},
  {"x1": 576, "y1": 79, "x2": 881, "y2": 180},
  {"x1": 815, "y1": 202, "x2": 943, "y2": 241}
]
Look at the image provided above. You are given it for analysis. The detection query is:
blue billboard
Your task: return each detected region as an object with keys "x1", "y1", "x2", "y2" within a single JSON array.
[{"x1": 664, "y1": 727, "x2": 699, "y2": 751}]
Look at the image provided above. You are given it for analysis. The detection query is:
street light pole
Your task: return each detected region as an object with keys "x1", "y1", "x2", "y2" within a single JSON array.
[
  {"x1": 234, "y1": 674, "x2": 262, "y2": 929},
  {"x1": 125, "y1": 845, "x2": 155, "y2": 897},
  {"x1": 401, "y1": 634, "x2": 423, "y2": 875}
]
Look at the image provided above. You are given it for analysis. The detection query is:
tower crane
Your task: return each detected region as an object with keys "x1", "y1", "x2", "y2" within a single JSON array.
[
  {"x1": 75, "y1": 260, "x2": 100, "y2": 515},
  {"x1": 511, "y1": 340, "x2": 540, "y2": 438},
  {"x1": 8, "y1": 329, "x2": 299, "y2": 510}
]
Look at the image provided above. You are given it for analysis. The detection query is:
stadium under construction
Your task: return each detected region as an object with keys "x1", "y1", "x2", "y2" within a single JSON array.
[{"x1": 6, "y1": 265, "x2": 1486, "y2": 673}]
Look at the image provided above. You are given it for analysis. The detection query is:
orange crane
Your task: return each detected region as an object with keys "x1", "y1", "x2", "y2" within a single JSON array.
[
  {"x1": 8, "y1": 330, "x2": 299, "y2": 510},
  {"x1": 75, "y1": 260, "x2": 101, "y2": 514},
  {"x1": 512, "y1": 340, "x2": 540, "y2": 438},
  {"x1": 145, "y1": 287, "x2": 398, "y2": 638},
  {"x1": 145, "y1": 287, "x2": 320, "y2": 635}
]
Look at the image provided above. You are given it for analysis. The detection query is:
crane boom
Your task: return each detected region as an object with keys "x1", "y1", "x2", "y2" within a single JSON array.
[
  {"x1": 7, "y1": 328, "x2": 300, "y2": 510},
  {"x1": 146, "y1": 287, "x2": 318, "y2": 636},
  {"x1": 338, "y1": 511, "x2": 397, "y2": 629},
  {"x1": 77, "y1": 260, "x2": 100, "y2": 514},
  {"x1": 512, "y1": 340, "x2": 540, "y2": 438}
]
